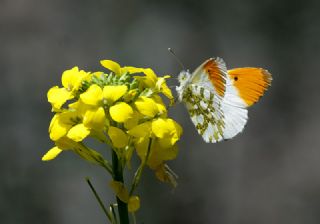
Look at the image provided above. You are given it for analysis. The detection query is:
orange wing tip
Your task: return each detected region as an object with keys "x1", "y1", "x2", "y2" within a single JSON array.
[
  {"x1": 203, "y1": 58, "x2": 226, "y2": 97},
  {"x1": 228, "y1": 67, "x2": 272, "y2": 107}
]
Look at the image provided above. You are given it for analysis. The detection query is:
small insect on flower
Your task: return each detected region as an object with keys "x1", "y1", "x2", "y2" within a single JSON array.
[{"x1": 176, "y1": 57, "x2": 272, "y2": 143}]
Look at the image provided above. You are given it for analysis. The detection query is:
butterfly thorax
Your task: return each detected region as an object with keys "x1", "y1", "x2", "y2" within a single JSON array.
[{"x1": 176, "y1": 70, "x2": 192, "y2": 102}]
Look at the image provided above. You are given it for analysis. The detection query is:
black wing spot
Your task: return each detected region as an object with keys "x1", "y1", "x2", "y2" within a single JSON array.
[{"x1": 234, "y1": 76, "x2": 238, "y2": 81}]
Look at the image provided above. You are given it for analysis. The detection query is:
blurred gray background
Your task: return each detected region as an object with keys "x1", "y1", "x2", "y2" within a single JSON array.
[{"x1": 1, "y1": 0, "x2": 320, "y2": 223}]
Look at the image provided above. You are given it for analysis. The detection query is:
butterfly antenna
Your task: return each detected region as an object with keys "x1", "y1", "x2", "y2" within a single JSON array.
[{"x1": 168, "y1": 48, "x2": 186, "y2": 71}]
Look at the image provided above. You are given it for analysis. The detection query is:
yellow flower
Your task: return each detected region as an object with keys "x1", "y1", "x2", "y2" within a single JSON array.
[
  {"x1": 44, "y1": 58, "x2": 184, "y2": 208},
  {"x1": 152, "y1": 118, "x2": 182, "y2": 148},
  {"x1": 126, "y1": 67, "x2": 174, "y2": 102},
  {"x1": 126, "y1": 67, "x2": 158, "y2": 87},
  {"x1": 48, "y1": 103, "x2": 97, "y2": 142},
  {"x1": 61, "y1": 66, "x2": 89, "y2": 92},
  {"x1": 67, "y1": 123, "x2": 91, "y2": 142},
  {"x1": 49, "y1": 111, "x2": 80, "y2": 141},
  {"x1": 81, "y1": 84, "x2": 128, "y2": 106},
  {"x1": 83, "y1": 107, "x2": 106, "y2": 131},
  {"x1": 47, "y1": 67, "x2": 90, "y2": 111},
  {"x1": 79, "y1": 84, "x2": 129, "y2": 129},
  {"x1": 156, "y1": 76, "x2": 174, "y2": 104},
  {"x1": 129, "y1": 118, "x2": 182, "y2": 169},
  {"x1": 103, "y1": 85, "x2": 128, "y2": 105},
  {"x1": 109, "y1": 102, "x2": 134, "y2": 123},
  {"x1": 47, "y1": 86, "x2": 73, "y2": 111},
  {"x1": 134, "y1": 96, "x2": 159, "y2": 118},
  {"x1": 80, "y1": 84, "x2": 103, "y2": 106}
]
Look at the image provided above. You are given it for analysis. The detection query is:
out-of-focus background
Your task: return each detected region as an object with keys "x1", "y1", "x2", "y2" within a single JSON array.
[{"x1": 1, "y1": 0, "x2": 320, "y2": 223}]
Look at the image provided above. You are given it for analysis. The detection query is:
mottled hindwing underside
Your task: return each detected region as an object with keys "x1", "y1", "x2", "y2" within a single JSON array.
[{"x1": 183, "y1": 84, "x2": 225, "y2": 143}]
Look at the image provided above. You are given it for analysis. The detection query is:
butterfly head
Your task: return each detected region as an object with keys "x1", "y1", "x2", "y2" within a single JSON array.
[{"x1": 176, "y1": 70, "x2": 192, "y2": 102}]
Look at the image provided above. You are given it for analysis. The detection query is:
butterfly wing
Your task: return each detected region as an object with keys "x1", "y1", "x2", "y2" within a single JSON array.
[
  {"x1": 190, "y1": 57, "x2": 227, "y2": 99},
  {"x1": 183, "y1": 84, "x2": 226, "y2": 142},
  {"x1": 227, "y1": 67, "x2": 272, "y2": 107}
]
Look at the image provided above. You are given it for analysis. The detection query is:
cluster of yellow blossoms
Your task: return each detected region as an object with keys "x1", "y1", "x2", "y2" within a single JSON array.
[{"x1": 43, "y1": 59, "x2": 182, "y2": 214}]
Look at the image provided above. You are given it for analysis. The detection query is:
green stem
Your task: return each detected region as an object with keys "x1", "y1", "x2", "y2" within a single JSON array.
[
  {"x1": 112, "y1": 150, "x2": 129, "y2": 224},
  {"x1": 85, "y1": 177, "x2": 113, "y2": 222}
]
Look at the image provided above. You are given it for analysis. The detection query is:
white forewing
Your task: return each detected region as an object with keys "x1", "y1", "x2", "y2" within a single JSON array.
[{"x1": 190, "y1": 57, "x2": 227, "y2": 99}]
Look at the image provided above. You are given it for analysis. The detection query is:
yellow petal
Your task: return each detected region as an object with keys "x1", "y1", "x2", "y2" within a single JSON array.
[
  {"x1": 128, "y1": 196, "x2": 140, "y2": 212},
  {"x1": 109, "y1": 181, "x2": 129, "y2": 203},
  {"x1": 103, "y1": 85, "x2": 128, "y2": 105},
  {"x1": 61, "y1": 66, "x2": 79, "y2": 89},
  {"x1": 100, "y1": 60, "x2": 121, "y2": 75},
  {"x1": 108, "y1": 126, "x2": 128, "y2": 148},
  {"x1": 83, "y1": 107, "x2": 106, "y2": 130},
  {"x1": 109, "y1": 102, "x2": 133, "y2": 123},
  {"x1": 47, "y1": 86, "x2": 73, "y2": 110},
  {"x1": 157, "y1": 76, "x2": 174, "y2": 103},
  {"x1": 61, "y1": 67, "x2": 89, "y2": 91},
  {"x1": 42, "y1": 146, "x2": 63, "y2": 161},
  {"x1": 128, "y1": 122, "x2": 152, "y2": 138},
  {"x1": 134, "y1": 96, "x2": 159, "y2": 117},
  {"x1": 49, "y1": 113, "x2": 74, "y2": 141},
  {"x1": 151, "y1": 118, "x2": 169, "y2": 138},
  {"x1": 80, "y1": 84, "x2": 103, "y2": 106},
  {"x1": 67, "y1": 123, "x2": 90, "y2": 142},
  {"x1": 152, "y1": 118, "x2": 182, "y2": 146}
]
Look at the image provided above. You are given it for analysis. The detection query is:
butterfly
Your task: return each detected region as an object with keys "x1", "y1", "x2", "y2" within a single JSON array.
[{"x1": 176, "y1": 57, "x2": 272, "y2": 143}]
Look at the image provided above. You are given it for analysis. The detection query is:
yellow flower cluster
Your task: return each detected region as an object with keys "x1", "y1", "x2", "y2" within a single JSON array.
[{"x1": 43, "y1": 59, "x2": 183, "y2": 212}]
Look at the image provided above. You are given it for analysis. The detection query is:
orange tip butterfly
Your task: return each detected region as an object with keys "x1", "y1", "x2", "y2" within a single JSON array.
[{"x1": 176, "y1": 57, "x2": 272, "y2": 143}]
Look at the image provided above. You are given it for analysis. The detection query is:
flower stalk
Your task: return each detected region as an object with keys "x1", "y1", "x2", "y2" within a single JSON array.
[{"x1": 112, "y1": 150, "x2": 129, "y2": 224}]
